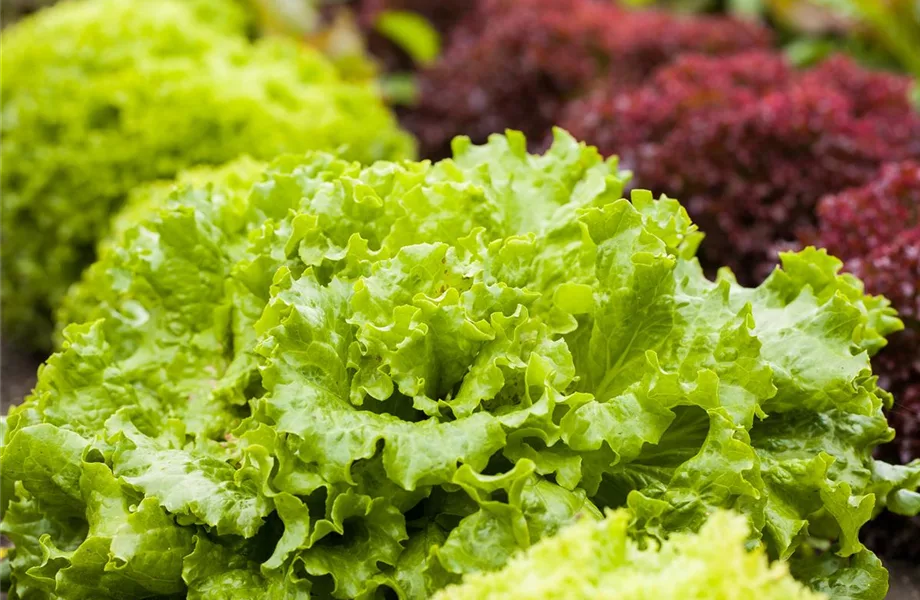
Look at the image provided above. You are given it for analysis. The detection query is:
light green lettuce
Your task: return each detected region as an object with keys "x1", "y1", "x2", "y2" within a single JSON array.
[
  {"x1": 0, "y1": 0, "x2": 414, "y2": 348},
  {"x1": 56, "y1": 156, "x2": 268, "y2": 343},
  {"x1": 434, "y1": 509, "x2": 825, "y2": 600},
  {"x1": 2, "y1": 130, "x2": 918, "y2": 599}
]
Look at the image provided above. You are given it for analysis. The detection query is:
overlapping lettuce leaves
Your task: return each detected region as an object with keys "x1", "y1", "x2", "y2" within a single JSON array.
[
  {"x1": 2, "y1": 130, "x2": 918, "y2": 599},
  {"x1": 433, "y1": 509, "x2": 824, "y2": 600},
  {"x1": 0, "y1": 0, "x2": 414, "y2": 347}
]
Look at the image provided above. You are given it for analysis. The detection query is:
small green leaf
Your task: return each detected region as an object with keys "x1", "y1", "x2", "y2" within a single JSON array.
[{"x1": 375, "y1": 10, "x2": 441, "y2": 65}]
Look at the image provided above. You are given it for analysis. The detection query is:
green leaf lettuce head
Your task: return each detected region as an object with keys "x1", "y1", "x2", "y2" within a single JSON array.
[
  {"x1": 3, "y1": 130, "x2": 919, "y2": 599},
  {"x1": 55, "y1": 155, "x2": 269, "y2": 345},
  {"x1": 0, "y1": 0, "x2": 414, "y2": 348},
  {"x1": 434, "y1": 509, "x2": 824, "y2": 600}
]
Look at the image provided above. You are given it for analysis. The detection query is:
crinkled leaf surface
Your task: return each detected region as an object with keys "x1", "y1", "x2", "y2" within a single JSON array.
[
  {"x1": 433, "y1": 509, "x2": 824, "y2": 600},
  {"x1": 2, "y1": 130, "x2": 917, "y2": 599},
  {"x1": 0, "y1": 0, "x2": 413, "y2": 347}
]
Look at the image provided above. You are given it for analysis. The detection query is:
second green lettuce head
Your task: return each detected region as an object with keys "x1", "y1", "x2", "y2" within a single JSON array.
[
  {"x1": 0, "y1": 0, "x2": 413, "y2": 347},
  {"x1": 435, "y1": 509, "x2": 823, "y2": 600}
]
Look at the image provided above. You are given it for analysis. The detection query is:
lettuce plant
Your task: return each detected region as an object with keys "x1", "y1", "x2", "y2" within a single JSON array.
[
  {"x1": 561, "y1": 53, "x2": 920, "y2": 283},
  {"x1": 559, "y1": 49, "x2": 920, "y2": 560},
  {"x1": 0, "y1": 0, "x2": 413, "y2": 348},
  {"x1": 434, "y1": 510, "x2": 823, "y2": 600},
  {"x1": 56, "y1": 156, "x2": 268, "y2": 342},
  {"x1": 809, "y1": 161, "x2": 920, "y2": 559},
  {"x1": 2, "y1": 131, "x2": 918, "y2": 599},
  {"x1": 405, "y1": 0, "x2": 772, "y2": 158}
]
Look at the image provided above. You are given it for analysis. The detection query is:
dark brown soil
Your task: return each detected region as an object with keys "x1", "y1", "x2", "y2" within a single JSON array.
[
  {"x1": 0, "y1": 341, "x2": 40, "y2": 414},
  {"x1": 0, "y1": 0, "x2": 57, "y2": 28},
  {"x1": 891, "y1": 562, "x2": 920, "y2": 600}
]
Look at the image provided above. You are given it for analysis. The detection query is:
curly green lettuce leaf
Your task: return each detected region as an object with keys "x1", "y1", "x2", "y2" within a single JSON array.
[
  {"x1": 433, "y1": 509, "x2": 825, "y2": 600},
  {"x1": 0, "y1": 425, "x2": 197, "y2": 599},
  {"x1": 3, "y1": 130, "x2": 916, "y2": 600},
  {"x1": 183, "y1": 533, "x2": 311, "y2": 599}
]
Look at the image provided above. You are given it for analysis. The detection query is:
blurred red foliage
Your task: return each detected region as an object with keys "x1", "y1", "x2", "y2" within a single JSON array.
[{"x1": 406, "y1": 0, "x2": 772, "y2": 158}]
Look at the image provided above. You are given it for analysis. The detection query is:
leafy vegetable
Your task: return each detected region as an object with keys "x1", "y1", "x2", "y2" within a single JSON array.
[
  {"x1": 3, "y1": 131, "x2": 918, "y2": 600},
  {"x1": 404, "y1": 0, "x2": 772, "y2": 158},
  {"x1": 434, "y1": 510, "x2": 824, "y2": 599},
  {"x1": 556, "y1": 35, "x2": 920, "y2": 565},
  {"x1": 56, "y1": 156, "x2": 267, "y2": 345},
  {"x1": 0, "y1": 0, "x2": 414, "y2": 348},
  {"x1": 808, "y1": 161, "x2": 920, "y2": 559},
  {"x1": 561, "y1": 51, "x2": 920, "y2": 283},
  {"x1": 559, "y1": 52, "x2": 920, "y2": 562},
  {"x1": 812, "y1": 161, "x2": 920, "y2": 353}
]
